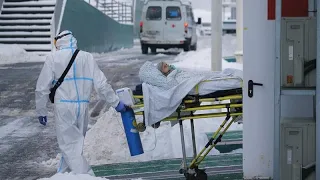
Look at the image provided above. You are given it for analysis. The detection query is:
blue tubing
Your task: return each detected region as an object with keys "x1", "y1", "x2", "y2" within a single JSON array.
[{"x1": 120, "y1": 108, "x2": 144, "y2": 156}]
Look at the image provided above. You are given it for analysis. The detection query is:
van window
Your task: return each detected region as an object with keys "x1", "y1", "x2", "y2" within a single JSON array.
[
  {"x1": 166, "y1": 7, "x2": 181, "y2": 20},
  {"x1": 146, "y1": 6, "x2": 162, "y2": 20},
  {"x1": 186, "y1": 6, "x2": 194, "y2": 22}
]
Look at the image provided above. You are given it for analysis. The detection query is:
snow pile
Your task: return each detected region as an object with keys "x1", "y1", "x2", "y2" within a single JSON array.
[
  {"x1": 0, "y1": 44, "x2": 45, "y2": 65},
  {"x1": 155, "y1": 53, "x2": 167, "y2": 57},
  {"x1": 38, "y1": 173, "x2": 143, "y2": 180},
  {"x1": 83, "y1": 108, "x2": 219, "y2": 165},
  {"x1": 37, "y1": 173, "x2": 109, "y2": 180}
]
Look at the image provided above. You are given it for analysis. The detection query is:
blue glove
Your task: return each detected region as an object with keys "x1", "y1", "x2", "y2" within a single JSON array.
[
  {"x1": 38, "y1": 116, "x2": 47, "y2": 126},
  {"x1": 115, "y1": 101, "x2": 127, "y2": 112}
]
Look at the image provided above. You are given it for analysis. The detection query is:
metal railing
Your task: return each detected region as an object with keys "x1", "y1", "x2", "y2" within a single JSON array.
[{"x1": 85, "y1": 0, "x2": 133, "y2": 24}]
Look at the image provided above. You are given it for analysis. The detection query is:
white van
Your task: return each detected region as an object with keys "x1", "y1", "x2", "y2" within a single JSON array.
[{"x1": 139, "y1": 0, "x2": 201, "y2": 54}]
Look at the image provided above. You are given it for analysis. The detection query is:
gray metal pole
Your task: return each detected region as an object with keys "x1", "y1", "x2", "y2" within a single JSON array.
[
  {"x1": 211, "y1": 0, "x2": 222, "y2": 71},
  {"x1": 179, "y1": 120, "x2": 187, "y2": 171},
  {"x1": 316, "y1": 0, "x2": 320, "y2": 179},
  {"x1": 190, "y1": 119, "x2": 197, "y2": 159},
  {"x1": 273, "y1": 0, "x2": 282, "y2": 179}
]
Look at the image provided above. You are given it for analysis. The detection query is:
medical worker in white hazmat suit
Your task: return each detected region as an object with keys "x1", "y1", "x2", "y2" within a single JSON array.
[{"x1": 35, "y1": 30, "x2": 126, "y2": 175}]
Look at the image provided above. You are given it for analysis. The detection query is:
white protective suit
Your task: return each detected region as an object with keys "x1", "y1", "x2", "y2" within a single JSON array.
[{"x1": 35, "y1": 30, "x2": 120, "y2": 175}]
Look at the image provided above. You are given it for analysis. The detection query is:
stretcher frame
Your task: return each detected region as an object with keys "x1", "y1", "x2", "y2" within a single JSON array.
[{"x1": 131, "y1": 86, "x2": 243, "y2": 179}]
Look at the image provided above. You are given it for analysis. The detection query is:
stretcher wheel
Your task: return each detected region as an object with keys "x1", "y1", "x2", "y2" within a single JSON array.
[
  {"x1": 184, "y1": 173, "x2": 196, "y2": 180},
  {"x1": 194, "y1": 168, "x2": 207, "y2": 180},
  {"x1": 182, "y1": 170, "x2": 207, "y2": 180}
]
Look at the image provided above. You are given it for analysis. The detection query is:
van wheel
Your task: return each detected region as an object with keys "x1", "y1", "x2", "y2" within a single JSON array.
[
  {"x1": 190, "y1": 43, "x2": 197, "y2": 51},
  {"x1": 184, "y1": 43, "x2": 191, "y2": 52},
  {"x1": 151, "y1": 47, "x2": 157, "y2": 54},
  {"x1": 142, "y1": 44, "x2": 148, "y2": 54}
]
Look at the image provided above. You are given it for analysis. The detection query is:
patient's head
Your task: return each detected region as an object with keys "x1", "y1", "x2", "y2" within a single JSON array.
[{"x1": 157, "y1": 61, "x2": 170, "y2": 75}]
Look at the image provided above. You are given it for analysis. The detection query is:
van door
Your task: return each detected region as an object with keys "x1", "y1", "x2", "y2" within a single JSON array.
[
  {"x1": 190, "y1": 8, "x2": 197, "y2": 45},
  {"x1": 142, "y1": 3, "x2": 164, "y2": 41},
  {"x1": 163, "y1": 2, "x2": 185, "y2": 42}
]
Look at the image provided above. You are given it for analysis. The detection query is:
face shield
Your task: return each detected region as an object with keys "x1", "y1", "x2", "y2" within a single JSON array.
[{"x1": 54, "y1": 32, "x2": 72, "y2": 48}]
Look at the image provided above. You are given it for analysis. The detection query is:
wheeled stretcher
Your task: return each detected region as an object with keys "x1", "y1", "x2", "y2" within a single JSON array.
[{"x1": 130, "y1": 81, "x2": 243, "y2": 179}]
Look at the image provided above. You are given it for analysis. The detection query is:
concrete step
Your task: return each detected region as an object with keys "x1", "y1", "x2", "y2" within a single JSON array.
[
  {"x1": 28, "y1": 51, "x2": 51, "y2": 56},
  {"x1": 5, "y1": 0, "x2": 55, "y2": 1},
  {"x1": 0, "y1": 25, "x2": 51, "y2": 31},
  {"x1": 0, "y1": 37, "x2": 51, "y2": 44},
  {"x1": 0, "y1": 37, "x2": 50, "y2": 42},
  {"x1": 0, "y1": 19, "x2": 51, "y2": 25},
  {"x1": 0, "y1": 14, "x2": 53, "y2": 19},
  {"x1": 17, "y1": 44, "x2": 52, "y2": 51},
  {"x1": 1, "y1": 6, "x2": 55, "y2": 13},
  {"x1": 3, "y1": 1, "x2": 56, "y2": 7},
  {"x1": 0, "y1": 31, "x2": 51, "y2": 36}
]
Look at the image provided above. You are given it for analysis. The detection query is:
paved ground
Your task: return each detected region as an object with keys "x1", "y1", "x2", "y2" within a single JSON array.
[
  {"x1": 0, "y1": 45, "x2": 180, "y2": 180},
  {"x1": 93, "y1": 153, "x2": 243, "y2": 180}
]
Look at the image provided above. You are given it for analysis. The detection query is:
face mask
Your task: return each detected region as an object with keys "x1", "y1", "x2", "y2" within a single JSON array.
[{"x1": 169, "y1": 65, "x2": 176, "y2": 70}]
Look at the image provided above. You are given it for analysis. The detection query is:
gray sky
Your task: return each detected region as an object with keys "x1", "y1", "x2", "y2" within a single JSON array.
[{"x1": 190, "y1": 0, "x2": 211, "y2": 11}]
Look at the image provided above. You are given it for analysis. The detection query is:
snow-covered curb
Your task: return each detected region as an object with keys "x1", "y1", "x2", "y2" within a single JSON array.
[{"x1": 0, "y1": 44, "x2": 46, "y2": 65}]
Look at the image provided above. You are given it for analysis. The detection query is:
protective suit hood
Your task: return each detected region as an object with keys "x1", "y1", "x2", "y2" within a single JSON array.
[{"x1": 55, "y1": 30, "x2": 78, "y2": 50}]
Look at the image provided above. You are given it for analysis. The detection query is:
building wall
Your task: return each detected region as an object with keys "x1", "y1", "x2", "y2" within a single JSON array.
[{"x1": 59, "y1": 0, "x2": 133, "y2": 53}]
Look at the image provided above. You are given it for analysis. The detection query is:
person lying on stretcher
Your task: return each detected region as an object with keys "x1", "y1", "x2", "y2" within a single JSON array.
[
  {"x1": 139, "y1": 61, "x2": 243, "y2": 91},
  {"x1": 138, "y1": 61, "x2": 243, "y2": 129},
  {"x1": 156, "y1": 61, "x2": 178, "y2": 76}
]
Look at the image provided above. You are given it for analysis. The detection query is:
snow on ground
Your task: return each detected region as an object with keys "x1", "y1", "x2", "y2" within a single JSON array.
[
  {"x1": 0, "y1": 43, "x2": 139, "y2": 66},
  {"x1": 37, "y1": 173, "x2": 109, "y2": 180},
  {"x1": 173, "y1": 47, "x2": 242, "y2": 71},
  {"x1": 37, "y1": 172, "x2": 143, "y2": 180},
  {"x1": 0, "y1": 44, "x2": 46, "y2": 65}
]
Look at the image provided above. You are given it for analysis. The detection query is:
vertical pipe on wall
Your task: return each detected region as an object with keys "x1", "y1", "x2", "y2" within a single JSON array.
[
  {"x1": 211, "y1": 0, "x2": 222, "y2": 71},
  {"x1": 273, "y1": 0, "x2": 282, "y2": 179},
  {"x1": 316, "y1": 0, "x2": 320, "y2": 179},
  {"x1": 309, "y1": 0, "x2": 316, "y2": 16}
]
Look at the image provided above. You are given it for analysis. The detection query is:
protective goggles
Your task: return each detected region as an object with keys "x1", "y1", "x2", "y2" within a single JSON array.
[{"x1": 53, "y1": 32, "x2": 71, "y2": 46}]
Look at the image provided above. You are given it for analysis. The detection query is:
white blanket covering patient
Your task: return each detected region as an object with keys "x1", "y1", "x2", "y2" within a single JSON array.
[{"x1": 138, "y1": 61, "x2": 243, "y2": 126}]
